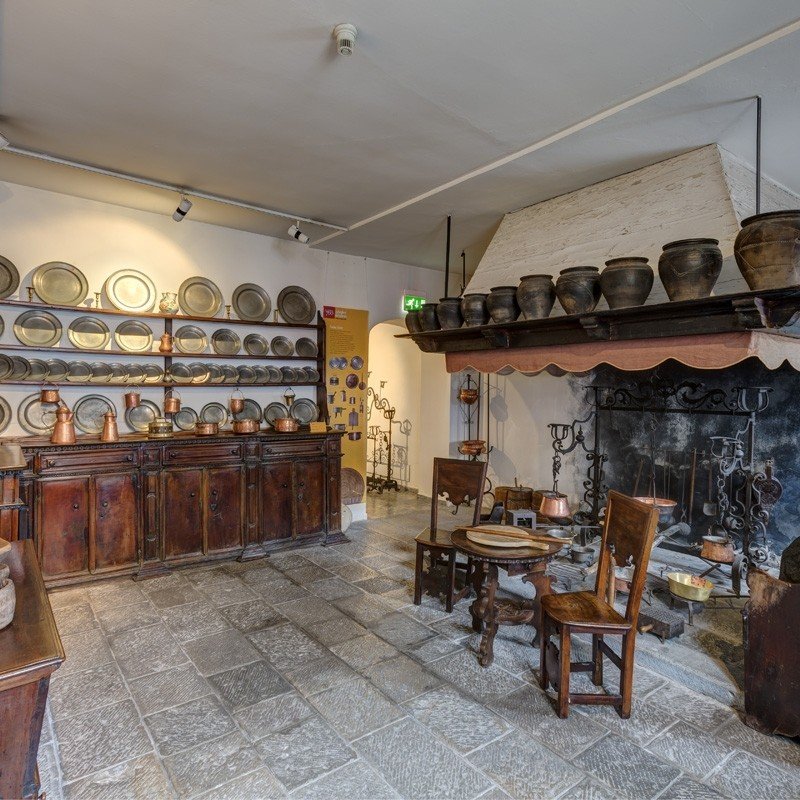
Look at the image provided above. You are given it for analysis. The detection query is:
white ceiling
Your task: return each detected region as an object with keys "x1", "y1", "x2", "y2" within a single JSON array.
[{"x1": 0, "y1": 0, "x2": 798, "y2": 274}]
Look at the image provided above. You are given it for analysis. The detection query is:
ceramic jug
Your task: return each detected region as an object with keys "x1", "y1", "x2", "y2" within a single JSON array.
[
  {"x1": 159, "y1": 292, "x2": 179, "y2": 314},
  {"x1": 100, "y1": 411, "x2": 119, "y2": 442},
  {"x1": 51, "y1": 405, "x2": 77, "y2": 445}
]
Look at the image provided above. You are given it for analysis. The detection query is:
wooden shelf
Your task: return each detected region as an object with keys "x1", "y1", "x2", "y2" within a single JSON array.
[
  {"x1": 0, "y1": 343, "x2": 318, "y2": 361},
  {"x1": 398, "y1": 284, "x2": 800, "y2": 354},
  {"x1": 0, "y1": 380, "x2": 322, "y2": 389},
  {"x1": 0, "y1": 296, "x2": 320, "y2": 329}
]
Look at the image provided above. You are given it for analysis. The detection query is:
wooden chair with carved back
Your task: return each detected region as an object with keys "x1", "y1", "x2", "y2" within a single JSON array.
[
  {"x1": 539, "y1": 490, "x2": 659, "y2": 718},
  {"x1": 413, "y1": 457, "x2": 488, "y2": 613}
]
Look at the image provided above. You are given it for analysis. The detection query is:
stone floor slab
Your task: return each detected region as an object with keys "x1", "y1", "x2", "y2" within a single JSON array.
[
  {"x1": 333, "y1": 593, "x2": 398, "y2": 626},
  {"x1": 707, "y1": 750, "x2": 800, "y2": 799},
  {"x1": 248, "y1": 623, "x2": 328, "y2": 670},
  {"x1": 576, "y1": 695, "x2": 680, "y2": 747},
  {"x1": 49, "y1": 663, "x2": 128, "y2": 720},
  {"x1": 235, "y1": 692, "x2": 316, "y2": 741},
  {"x1": 282, "y1": 654, "x2": 359, "y2": 696},
  {"x1": 290, "y1": 759, "x2": 400, "y2": 799},
  {"x1": 252, "y1": 576, "x2": 310, "y2": 604},
  {"x1": 195, "y1": 767, "x2": 286, "y2": 799},
  {"x1": 53, "y1": 603, "x2": 98, "y2": 636},
  {"x1": 329, "y1": 632, "x2": 401, "y2": 671},
  {"x1": 128, "y1": 663, "x2": 211, "y2": 717},
  {"x1": 284, "y1": 564, "x2": 337, "y2": 586},
  {"x1": 144, "y1": 695, "x2": 236, "y2": 757},
  {"x1": 308, "y1": 576, "x2": 363, "y2": 601},
  {"x1": 647, "y1": 720, "x2": 733, "y2": 778},
  {"x1": 657, "y1": 775, "x2": 729, "y2": 800},
  {"x1": 364, "y1": 655, "x2": 441, "y2": 703},
  {"x1": 159, "y1": 600, "x2": 232, "y2": 643},
  {"x1": 275, "y1": 595, "x2": 345, "y2": 627},
  {"x1": 108, "y1": 622, "x2": 187, "y2": 680},
  {"x1": 369, "y1": 611, "x2": 435, "y2": 649},
  {"x1": 427, "y1": 650, "x2": 526, "y2": 703},
  {"x1": 715, "y1": 714, "x2": 800, "y2": 769},
  {"x1": 62, "y1": 753, "x2": 173, "y2": 800},
  {"x1": 405, "y1": 634, "x2": 464, "y2": 663},
  {"x1": 94, "y1": 601, "x2": 161, "y2": 636},
  {"x1": 148, "y1": 584, "x2": 203, "y2": 609},
  {"x1": 219, "y1": 600, "x2": 287, "y2": 633},
  {"x1": 54, "y1": 627, "x2": 114, "y2": 679},
  {"x1": 198, "y1": 577, "x2": 260, "y2": 607},
  {"x1": 183, "y1": 629, "x2": 260, "y2": 676},
  {"x1": 304, "y1": 615, "x2": 369, "y2": 646},
  {"x1": 208, "y1": 660, "x2": 291, "y2": 710}
]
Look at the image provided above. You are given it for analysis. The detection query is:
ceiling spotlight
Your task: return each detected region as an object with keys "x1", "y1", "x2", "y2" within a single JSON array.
[
  {"x1": 172, "y1": 196, "x2": 192, "y2": 222},
  {"x1": 333, "y1": 23, "x2": 357, "y2": 56},
  {"x1": 288, "y1": 223, "x2": 309, "y2": 244},
  {"x1": 0, "y1": 132, "x2": 9, "y2": 150}
]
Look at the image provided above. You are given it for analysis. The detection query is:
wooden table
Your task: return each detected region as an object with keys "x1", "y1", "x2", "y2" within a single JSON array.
[
  {"x1": 451, "y1": 529, "x2": 562, "y2": 667},
  {"x1": 0, "y1": 539, "x2": 65, "y2": 799}
]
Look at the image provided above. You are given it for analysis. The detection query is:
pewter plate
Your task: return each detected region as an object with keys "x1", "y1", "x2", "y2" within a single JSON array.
[
  {"x1": 74, "y1": 394, "x2": 116, "y2": 434},
  {"x1": 270, "y1": 336, "x2": 294, "y2": 357},
  {"x1": 179, "y1": 276, "x2": 223, "y2": 317},
  {"x1": 237, "y1": 365, "x2": 256, "y2": 384},
  {"x1": 18, "y1": 393, "x2": 60, "y2": 435},
  {"x1": 125, "y1": 363, "x2": 146, "y2": 385},
  {"x1": 280, "y1": 366, "x2": 296, "y2": 382},
  {"x1": 189, "y1": 363, "x2": 210, "y2": 384},
  {"x1": 243, "y1": 333, "x2": 269, "y2": 356},
  {"x1": 277, "y1": 285, "x2": 316, "y2": 325},
  {"x1": 89, "y1": 362, "x2": 113, "y2": 383},
  {"x1": 253, "y1": 365, "x2": 269, "y2": 383},
  {"x1": 46, "y1": 358, "x2": 69, "y2": 382},
  {"x1": 264, "y1": 402, "x2": 289, "y2": 425},
  {"x1": 10, "y1": 356, "x2": 31, "y2": 381},
  {"x1": 0, "y1": 256, "x2": 20, "y2": 299},
  {"x1": 33, "y1": 262, "x2": 89, "y2": 306},
  {"x1": 105, "y1": 269, "x2": 156, "y2": 313},
  {"x1": 174, "y1": 325, "x2": 208, "y2": 354},
  {"x1": 169, "y1": 363, "x2": 192, "y2": 384},
  {"x1": 125, "y1": 399, "x2": 160, "y2": 432},
  {"x1": 142, "y1": 363, "x2": 164, "y2": 384},
  {"x1": 304, "y1": 367, "x2": 320, "y2": 383},
  {"x1": 232, "y1": 283, "x2": 271, "y2": 321},
  {"x1": 173, "y1": 406, "x2": 198, "y2": 431},
  {"x1": 68, "y1": 316, "x2": 111, "y2": 350},
  {"x1": 0, "y1": 396, "x2": 11, "y2": 434},
  {"x1": 221, "y1": 364, "x2": 239, "y2": 384},
  {"x1": 107, "y1": 362, "x2": 128, "y2": 382},
  {"x1": 295, "y1": 337, "x2": 318, "y2": 358},
  {"x1": 27, "y1": 359, "x2": 49, "y2": 382},
  {"x1": 200, "y1": 402, "x2": 229, "y2": 426},
  {"x1": 0, "y1": 354, "x2": 14, "y2": 381},
  {"x1": 233, "y1": 398, "x2": 262, "y2": 422},
  {"x1": 350, "y1": 355, "x2": 364, "y2": 370},
  {"x1": 290, "y1": 398, "x2": 319, "y2": 425},
  {"x1": 266, "y1": 366, "x2": 282, "y2": 384},
  {"x1": 115, "y1": 320, "x2": 153, "y2": 353},
  {"x1": 211, "y1": 328, "x2": 241, "y2": 355},
  {"x1": 0, "y1": 316, "x2": 4, "y2": 339},
  {"x1": 206, "y1": 363, "x2": 224, "y2": 384},
  {"x1": 14, "y1": 310, "x2": 62, "y2": 347},
  {"x1": 66, "y1": 360, "x2": 92, "y2": 382}
]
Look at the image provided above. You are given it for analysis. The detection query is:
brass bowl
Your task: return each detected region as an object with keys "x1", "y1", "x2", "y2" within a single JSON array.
[{"x1": 666, "y1": 571, "x2": 713, "y2": 602}]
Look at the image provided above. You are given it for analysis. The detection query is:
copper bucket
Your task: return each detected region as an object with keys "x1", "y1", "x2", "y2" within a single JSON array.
[
  {"x1": 40, "y1": 385, "x2": 60, "y2": 404},
  {"x1": 164, "y1": 390, "x2": 181, "y2": 414},
  {"x1": 124, "y1": 387, "x2": 141, "y2": 409},
  {"x1": 229, "y1": 389, "x2": 244, "y2": 415},
  {"x1": 538, "y1": 491, "x2": 571, "y2": 519}
]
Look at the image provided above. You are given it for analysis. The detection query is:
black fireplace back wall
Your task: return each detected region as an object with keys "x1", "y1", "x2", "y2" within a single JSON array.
[{"x1": 571, "y1": 358, "x2": 799, "y2": 555}]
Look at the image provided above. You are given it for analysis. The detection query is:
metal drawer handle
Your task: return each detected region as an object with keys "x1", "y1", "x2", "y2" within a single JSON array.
[
  {"x1": 102, "y1": 501, "x2": 108, "y2": 508},
  {"x1": 169, "y1": 452, "x2": 177, "y2": 459},
  {"x1": 298, "y1": 481, "x2": 305, "y2": 488},
  {"x1": 210, "y1": 503, "x2": 218, "y2": 512},
  {"x1": 46, "y1": 459, "x2": 56, "y2": 468},
  {"x1": 231, "y1": 448, "x2": 238, "y2": 454},
  {"x1": 265, "y1": 448, "x2": 274, "y2": 454},
  {"x1": 297, "y1": 493, "x2": 304, "y2": 501},
  {"x1": 280, "y1": 483, "x2": 288, "y2": 489},
  {"x1": 72, "y1": 503, "x2": 79, "y2": 510},
  {"x1": 125, "y1": 454, "x2": 134, "y2": 462},
  {"x1": 189, "y1": 492, "x2": 196, "y2": 498}
]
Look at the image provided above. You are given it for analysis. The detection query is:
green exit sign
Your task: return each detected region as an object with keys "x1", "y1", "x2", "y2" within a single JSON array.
[{"x1": 402, "y1": 294, "x2": 425, "y2": 312}]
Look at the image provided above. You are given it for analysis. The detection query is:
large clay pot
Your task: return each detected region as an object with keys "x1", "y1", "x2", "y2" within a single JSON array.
[
  {"x1": 600, "y1": 257, "x2": 654, "y2": 309},
  {"x1": 658, "y1": 238, "x2": 722, "y2": 301},
  {"x1": 486, "y1": 286, "x2": 519, "y2": 324},
  {"x1": 555, "y1": 266, "x2": 601, "y2": 314},
  {"x1": 419, "y1": 302, "x2": 440, "y2": 331},
  {"x1": 516, "y1": 274, "x2": 555, "y2": 320},
  {"x1": 734, "y1": 210, "x2": 800, "y2": 290},
  {"x1": 404, "y1": 310, "x2": 423, "y2": 333},
  {"x1": 461, "y1": 293, "x2": 489, "y2": 326},
  {"x1": 436, "y1": 297, "x2": 463, "y2": 329}
]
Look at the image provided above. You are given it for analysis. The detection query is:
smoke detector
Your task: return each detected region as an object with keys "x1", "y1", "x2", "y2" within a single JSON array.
[{"x1": 333, "y1": 23, "x2": 357, "y2": 56}]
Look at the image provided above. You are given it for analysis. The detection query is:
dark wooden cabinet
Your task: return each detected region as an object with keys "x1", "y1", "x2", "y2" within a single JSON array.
[{"x1": 14, "y1": 431, "x2": 343, "y2": 586}]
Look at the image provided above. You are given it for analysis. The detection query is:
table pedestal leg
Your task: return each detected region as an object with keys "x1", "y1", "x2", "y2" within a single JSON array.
[
  {"x1": 478, "y1": 564, "x2": 500, "y2": 667},
  {"x1": 469, "y1": 561, "x2": 486, "y2": 633},
  {"x1": 522, "y1": 561, "x2": 553, "y2": 647}
]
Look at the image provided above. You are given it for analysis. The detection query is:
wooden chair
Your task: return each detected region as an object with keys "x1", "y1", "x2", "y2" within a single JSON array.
[
  {"x1": 414, "y1": 458, "x2": 488, "y2": 613},
  {"x1": 539, "y1": 490, "x2": 659, "y2": 718}
]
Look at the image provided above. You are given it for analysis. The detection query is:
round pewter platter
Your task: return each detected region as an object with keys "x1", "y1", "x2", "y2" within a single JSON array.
[
  {"x1": 277, "y1": 285, "x2": 316, "y2": 325},
  {"x1": 233, "y1": 398, "x2": 262, "y2": 422},
  {"x1": 18, "y1": 393, "x2": 60, "y2": 435},
  {"x1": 290, "y1": 398, "x2": 319, "y2": 425},
  {"x1": 68, "y1": 316, "x2": 111, "y2": 350},
  {"x1": 243, "y1": 333, "x2": 269, "y2": 356},
  {"x1": 0, "y1": 354, "x2": 14, "y2": 381},
  {"x1": 179, "y1": 276, "x2": 223, "y2": 317},
  {"x1": 0, "y1": 396, "x2": 11, "y2": 434},
  {"x1": 105, "y1": 269, "x2": 157, "y2": 313},
  {"x1": 10, "y1": 356, "x2": 31, "y2": 381},
  {"x1": 27, "y1": 359, "x2": 49, "y2": 382},
  {"x1": 270, "y1": 336, "x2": 294, "y2": 357},
  {"x1": 142, "y1": 363, "x2": 164, "y2": 383},
  {"x1": 232, "y1": 283, "x2": 271, "y2": 321},
  {"x1": 174, "y1": 325, "x2": 208, "y2": 354},
  {"x1": 66, "y1": 361, "x2": 92, "y2": 382},
  {"x1": 14, "y1": 310, "x2": 62, "y2": 347},
  {"x1": 73, "y1": 395, "x2": 116, "y2": 434},
  {"x1": 173, "y1": 406, "x2": 198, "y2": 431},
  {"x1": 295, "y1": 337, "x2": 318, "y2": 358},
  {"x1": 264, "y1": 402, "x2": 289, "y2": 425},
  {"x1": 33, "y1": 262, "x2": 89, "y2": 306},
  {"x1": 211, "y1": 328, "x2": 241, "y2": 355},
  {"x1": 200, "y1": 402, "x2": 229, "y2": 426},
  {"x1": 125, "y1": 399, "x2": 160, "y2": 432},
  {"x1": 0, "y1": 256, "x2": 20, "y2": 299},
  {"x1": 115, "y1": 320, "x2": 153, "y2": 353}
]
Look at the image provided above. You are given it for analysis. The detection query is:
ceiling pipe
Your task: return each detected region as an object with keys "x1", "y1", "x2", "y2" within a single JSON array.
[
  {"x1": 443, "y1": 214, "x2": 451, "y2": 297},
  {"x1": 755, "y1": 95, "x2": 762, "y2": 215},
  {"x1": 2, "y1": 144, "x2": 348, "y2": 232}
]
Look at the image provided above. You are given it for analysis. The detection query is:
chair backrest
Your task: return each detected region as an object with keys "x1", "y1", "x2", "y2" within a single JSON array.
[
  {"x1": 430, "y1": 457, "x2": 488, "y2": 535},
  {"x1": 594, "y1": 490, "x2": 659, "y2": 623}
]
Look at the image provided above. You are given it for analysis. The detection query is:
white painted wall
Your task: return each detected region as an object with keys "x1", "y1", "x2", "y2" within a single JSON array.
[{"x1": 0, "y1": 180, "x2": 445, "y2": 440}]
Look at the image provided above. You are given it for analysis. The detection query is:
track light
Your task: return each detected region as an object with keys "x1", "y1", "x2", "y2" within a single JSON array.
[
  {"x1": 288, "y1": 223, "x2": 309, "y2": 244},
  {"x1": 172, "y1": 196, "x2": 192, "y2": 222}
]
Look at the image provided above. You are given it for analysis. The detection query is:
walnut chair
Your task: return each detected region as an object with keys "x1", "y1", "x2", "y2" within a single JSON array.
[
  {"x1": 539, "y1": 490, "x2": 659, "y2": 718},
  {"x1": 414, "y1": 457, "x2": 488, "y2": 613}
]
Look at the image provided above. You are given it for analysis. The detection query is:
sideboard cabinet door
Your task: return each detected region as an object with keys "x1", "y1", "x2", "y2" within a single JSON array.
[
  {"x1": 206, "y1": 465, "x2": 244, "y2": 553},
  {"x1": 162, "y1": 469, "x2": 203, "y2": 558},
  {"x1": 295, "y1": 459, "x2": 326, "y2": 538},
  {"x1": 38, "y1": 477, "x2": 89, "y2": 579},
  {"x1": 260, "y1": 462, "x2": 293, "y2": 541},
  {"x1": 94, "y1": 472, "x2": 139, "y2": 572}
]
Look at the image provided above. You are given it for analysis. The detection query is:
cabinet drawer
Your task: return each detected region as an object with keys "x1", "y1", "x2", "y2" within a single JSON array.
[
  {"x1": 164, "y1": 443, "x2": 243, "y2": 464},
  {"x1": 39, "y1": 448, "x2": 138, "y2": 473},
  {"x1": 262, "y1": 441, "x2": 326, "y2": 459}
]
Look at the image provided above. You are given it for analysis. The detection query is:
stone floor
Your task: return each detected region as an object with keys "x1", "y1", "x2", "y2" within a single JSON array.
[{"x1": 39, "y1": 491, "x2": 799, "y2": 800}]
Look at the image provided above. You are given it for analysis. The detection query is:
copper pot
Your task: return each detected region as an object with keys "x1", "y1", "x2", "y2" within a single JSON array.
[
  {"x1": 163, "y1": 390, "x2": 181, "y2": 414},
  {"x1": 124, "y1": 388, "x2": 141, "y2": 409},
  {"x1": 538, "y1": 491, "x2": 571, "y2": 519},
  {"x1": 632, "y1": 496, "x2": 676, "y2": 525},
  {"x1": 701, "y1": 535, "x2": 735, "y2": 564},
  {"x1": 458, "y1": 387, "x2": 479, "y2": 405},
  {"x1": 195, "y1": 422, "x2": 219, "y2": 436},
  {"x1": 232, "y1": 418, "x2": 259, "y2": 434},
  {"x1": 40, "y1": 385, "x2": 60, "y2": 404},
  {"x1": 273, "y1": 417, "x2": 299, "y2": 433}
]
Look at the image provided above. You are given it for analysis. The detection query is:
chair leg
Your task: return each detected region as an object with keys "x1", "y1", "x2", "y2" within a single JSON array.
[
  {"x1": 446, "y1": 549, "x2": 456, "y2": 613},
  {"x1": 557, "y1": 624, "x2": 572, "y2": 718},
  {"x1": 539, "y1": 614, "x2": 549, "y2": 690},
  {"x1": 618, "y1": 631, "x2": 636, "y2": 718},
  {"x1": 413, "y1": 543, "x2": 424, "y2": 606},
  {"x1": 592, "y1": 634, "x2": 604, "y2": 687}
]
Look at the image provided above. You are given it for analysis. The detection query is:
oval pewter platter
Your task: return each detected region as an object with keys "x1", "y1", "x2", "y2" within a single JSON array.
[
  {"x1": 0, "y1": 256, "x2": 20, "y2": 299},
  {"x1": 73, "y1": 395, "x2": 116, "y2": 434},
  {"x1": 114, "y1": 320, "x2": 153, "y2": 353}
]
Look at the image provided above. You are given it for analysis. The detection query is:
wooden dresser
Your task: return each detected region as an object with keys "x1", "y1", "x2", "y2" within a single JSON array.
[
  {"x1": 0, "y1": 539, "x2": 64, "y2": 799},
  {"x1": 6, "y1": 430, "x2": 344, "y2": 586}
]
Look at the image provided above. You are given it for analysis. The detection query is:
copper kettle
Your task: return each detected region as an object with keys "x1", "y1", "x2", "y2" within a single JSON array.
[
  {"x1": 538, "y1": 490, "x2": 571, "y2": 520},
  {"x1": 51, "y1": 404, "x2": 77, "y2": 445}
]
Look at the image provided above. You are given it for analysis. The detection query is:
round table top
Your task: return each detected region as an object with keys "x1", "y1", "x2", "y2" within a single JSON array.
[{"x1": 451, "y1": 529, "x2": 563, "y2": 564}]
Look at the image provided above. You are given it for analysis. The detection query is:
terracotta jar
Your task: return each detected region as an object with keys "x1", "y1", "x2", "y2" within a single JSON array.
[
  {"x1": 460, "y1": 293, "x2": 489, "y2": 327},
  {"x1": 516, "y1": 274, "x2": 555, "y2": 320},
  {"x1": 486, "y1": 286, "x2": 519, "y2": 324},
  {"x1": 658, "y1": 238, "x2": 722, "y2": 301},
  {"x1": 419, "y1": 302, "x2": 441, "y2": 331},
  {"x1": 404, "y1": 310, "x2": 423, "y2": 333},
  {"x1": 734, "y1": 210, "x2": 800, "y2": 290},
  {"x1": 600, "y1": 257, "x2": 654, "y2": 309},
  {"x1": 555, "y1": 266, "x2": 601, "y2": 315},
  {"x1": 436, "y1": 297, "x2": 463, "y2": 329}
]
